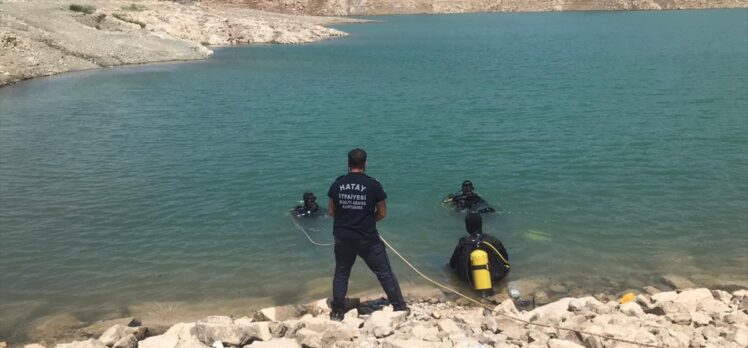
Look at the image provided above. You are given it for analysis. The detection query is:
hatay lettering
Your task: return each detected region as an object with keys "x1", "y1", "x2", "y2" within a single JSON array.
[{"x1": 339, "y1": 183, "x2": 367, "y2": 192}]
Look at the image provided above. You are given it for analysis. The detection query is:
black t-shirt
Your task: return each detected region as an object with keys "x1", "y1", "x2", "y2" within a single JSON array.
[{"x1": 327, "y1": 172, "x2": 387, "y2": 240}]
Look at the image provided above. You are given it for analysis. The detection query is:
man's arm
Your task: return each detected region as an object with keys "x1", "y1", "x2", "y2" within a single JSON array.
[
  {"x1": 375, "y1": 200, "x2": 387, "y2": 221},
  {"x1": 328, "y1": 198, "x2": 336, "y2": 217}
]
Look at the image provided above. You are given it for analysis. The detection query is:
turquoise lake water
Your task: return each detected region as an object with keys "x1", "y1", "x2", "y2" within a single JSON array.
[{"x1": 1, "y1": 9, "x2": 747, "y2": 340}]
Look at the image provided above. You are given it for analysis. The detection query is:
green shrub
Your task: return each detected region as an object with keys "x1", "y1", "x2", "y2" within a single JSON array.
[
  {"x1": 121, "y1": 4, "x2": 146, "y2": 11},
  {"x1": 69, "y1": 4, "x2": 96, "y2": 14}
]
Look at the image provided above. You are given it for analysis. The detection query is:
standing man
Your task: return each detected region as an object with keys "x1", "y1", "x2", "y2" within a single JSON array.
[{"x1": 327, "y1": 148, "x2": 408, "y2": 320}]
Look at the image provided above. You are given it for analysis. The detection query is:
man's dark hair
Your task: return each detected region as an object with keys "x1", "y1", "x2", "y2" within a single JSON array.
[{"x1": 348, "y1": 148, "x2": 367, "y2": 169}]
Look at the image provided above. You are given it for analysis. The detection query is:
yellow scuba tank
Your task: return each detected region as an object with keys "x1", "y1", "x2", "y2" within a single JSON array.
[{"x1": 470, "y1": 249, "x2": 492, "y2": 297}]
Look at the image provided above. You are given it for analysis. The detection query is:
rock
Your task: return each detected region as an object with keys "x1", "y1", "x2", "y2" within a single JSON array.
[
  {"x1": 244, "y1": 338, "x2": 300, "y2": 347},
  {"x1": 362, "y1": 309, "x2": 407, "y2": 338},
  {"x1": 430, "y1": 311, "x2": 441, "y2": 319},
  {"x1": 567, "y1": 299, "x2": 588, "y2": 312},
  {"x1": 436, "y1": 319, "x2": 461, "y2": 335},
  {"x1": 255, "y1": 306, "x2": 301, "y2": 322},
  {"x1": 493, "y1": 299, "x2": 519, "y2": 316},
  {"x1": 619, "y1": 302, "x2": 645, "y2": 317},
  {"x1": 304, "y1": 299, "x2": 330, "y2": 316},
  {"x1": 650, "y1": 301, "x2": 688, "y2": 316},
  {"x1": 100, "y1": 325, "x2": 147, "y2": 346},
  {"x1": 411, "y1": 325, "x2": 439, "y2": 341},
  {"x1": 674, "y1": 288, "x2": 714, "y2": 306},
  {"x1": 642, "y1": 286, "x2": 661, "y2": 295},
  {"x1": 495, "y1": 318, "x2": 526, "y2": 340},
  {"x1": 138, "y1": 322, "x2": 208, "y2": 348},
  {"x1": 660, "y1": 275, "x2": 696, "y2": 290},
  {"x1": 341, "y1": 309, "x2": 363, "y2": 329},
  {"x1": 712, "y1": 290, "x2": 733, "y2": 304},
  {"x1": 0, "y1": 342, "x2": 5, "y2": 348},
  {"x1": 320, "y1": 324, "x2": 355, "y2": 346},
  {"x1": 194, "y1": 316, "x2": 271, "y2": 346},
  {"x1": 534, "y1": 291, "x2": 551, "y2": 306},
  {"x1": 527, "y1": 330, "x2": 550, "y2": 345},
  {"x1": 651, "y1": 291, "x2": 678, "y2": 303},
  {"x1": 112, "y1": 335, "x2": 137, "y2": 348},
  {"x1": 691, "y1": 312, "x2": 712, "y2": 326},
  {"x1": 54, "y1": 339, "x2": 108, "y2": 348},
  {"x1": 481, "y1": 316, "x2": 499, "y2": 334},
  {"x1": 78, "y1": 318, "x2": 140, "y2": 339},
  {"x1": 547, "y1": 339, "x2": 584, "y2": 348},
  {"x1": 549, "y1": 283, "x2": 568, "y2": 293},
  {"x1": 381, "y1": 338, "x2": 446, "y2": 348},
  {"x1": 29, "y1": 313, "x2": 87, "y2": 343},
  {"x1": 697, "y1": 299, "x2": 731, "y2": 316},
  {"x1": 24, "y1": 345, "x2": 46, "y2": 348},
  {"x1": 294, "y1": 328, "x2": 321, "y2": 348},
  {"x1": 729, "y1": 327, "x2": 748, "y2": 347},
  {"x1": 666, "y1": 311, "x2": 692, "y2": 325},
  {"x1": 211, "y1": 342, "x2": 223, "y2": 348}
]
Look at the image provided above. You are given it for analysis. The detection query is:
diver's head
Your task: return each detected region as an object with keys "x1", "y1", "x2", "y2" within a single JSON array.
[
  {"x1": 461, "y1": 180, "x2": 475, "y2": 196},
  {"x1": 465, "y1": 212, "x2": 482, "y2": 235},
  {"x1": 348, "y1": 148, "x2": 367, "y2": 172},
  {"x1": 303, "y1": 192, "x2": 317, "y2": 206}
]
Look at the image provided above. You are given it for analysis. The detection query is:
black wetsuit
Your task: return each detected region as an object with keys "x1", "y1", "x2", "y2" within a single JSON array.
[
  {"x1": 451, "y1": 194, "x2": 495, "y2": 214},
  {"x1": 293, "y1": 203, "x2": 322, "y2": 218},
  {"x1": 449, "y1": 233, "x2": 510, "y2": 285}
]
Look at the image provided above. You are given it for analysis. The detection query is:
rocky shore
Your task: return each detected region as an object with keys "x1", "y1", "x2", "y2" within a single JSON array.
[
  {"x1": 5, "y1": 284, "x2": 747, "y2": 348},
  {"x1": 0, "y1": 0, "x2": 362, "y2": 87}
]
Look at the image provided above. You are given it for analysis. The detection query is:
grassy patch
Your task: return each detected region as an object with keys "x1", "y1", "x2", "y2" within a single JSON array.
[
  {"x1": 120, "y1": 4, "x2": 146, "y2": 11},
  {"x1": 112, "y1": 13, "x2": 146, "y2": 29},
  {"x1": 69, "y1": 4, "x2": 96, "y2": 14}
]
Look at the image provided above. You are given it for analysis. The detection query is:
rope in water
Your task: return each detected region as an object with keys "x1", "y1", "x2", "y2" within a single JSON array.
[
  {"x1": 377, "y1": 235, "x2": 668, "y2": 348},
  {"x1": 290, "y1": 222, "x2": 667, "y2": 348},
  {"x1": 291, "y1": 218, "x2": 334, "y2": 246}
]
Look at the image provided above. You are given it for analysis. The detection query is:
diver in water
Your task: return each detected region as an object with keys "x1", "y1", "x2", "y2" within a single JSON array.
[
  {"x1": 443, "y1": 180, "x2": 496, "y2": 213},
  {"x1": 450, "y1": 213, "x2": 510, "y2": 287},
  {"x1": 292, "y1": 192, "x2": 323, "y2": 218}
]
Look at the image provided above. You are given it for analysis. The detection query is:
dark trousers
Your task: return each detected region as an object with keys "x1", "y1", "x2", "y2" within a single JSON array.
[{"x1": 332, "y1": 237, "x2": 406, "y2": 311}]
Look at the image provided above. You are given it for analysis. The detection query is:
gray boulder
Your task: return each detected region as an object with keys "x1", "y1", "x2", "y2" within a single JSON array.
[
  {"x1": 619, "y1": 302, "x2": 645, "y2": 317},
  {"x1": 436, "y1": 319, "x2": 461, "y2": 335},
  {"x1": 54, "y1": 339, "x2": 108, "y2": 348},
  {"x1": 547, "y1": 339, "x2": 584, "y2": 348},
  {"x1": 660, "y1": 275, "x2": 696, "y2": 290},
  {"x1": 112, "y1": 335, "x2": 137, "y2": 348},
  {"x1": 382, "y1": 338, "x2": 448, "y2": 348},
  {"x1": 138, "y1": 322, "x2": 208, "y2": 348},
  {"x1": 362, "y1": 309, "x2": 407, "y2": 338},
  {"x1": 194, "y1": 316, "x2": 271, "y2": 346},
  {"x1": 244, "y1": 338, "x2": 301, "y2": 347},
  {"x1": 100, "y1": 325, "x2": 147, "y2": 346},
  {"x1": 78, "y1": 318, "x2": 140, "y2": 339},
  {"x1": 255, "y1": 306, "x2": 302, "y2": 322},
  {"x1": 294, "y1": 328, "x2": 321, "y2": 348}
]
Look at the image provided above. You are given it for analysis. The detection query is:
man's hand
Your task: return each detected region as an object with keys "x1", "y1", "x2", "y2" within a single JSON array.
[
  {"x1": 328, "y1": 198, "x2": 336, "y2": 217},
  {"x1": 375, "y1": 200, "x2": 387, "y2": 221}
]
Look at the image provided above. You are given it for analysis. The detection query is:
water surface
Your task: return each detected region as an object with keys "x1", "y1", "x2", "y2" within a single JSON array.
[{"x1": 1, "y1": 9, "x2": 747, "y2": 341}]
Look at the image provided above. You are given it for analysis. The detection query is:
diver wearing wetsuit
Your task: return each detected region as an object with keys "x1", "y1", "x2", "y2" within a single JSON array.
[
  {"x1": 293, "y1": 192, "x2": 323, "y2": 218},
  {"x1": 444, "y1": 180, "x2": 495, "y2": 214},
  {"x1": 450, "y1": 213, "x2": 510, "y2": 285}
]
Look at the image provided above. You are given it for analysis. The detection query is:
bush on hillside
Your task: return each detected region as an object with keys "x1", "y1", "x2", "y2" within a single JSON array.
[{"x1": 69, "y1": 4, "x2": 96, "y2": 14}]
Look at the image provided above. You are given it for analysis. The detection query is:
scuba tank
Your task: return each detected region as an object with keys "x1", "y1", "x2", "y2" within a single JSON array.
[{"x1": 470, "y1": 249, "x2": 492, "y2": 297}]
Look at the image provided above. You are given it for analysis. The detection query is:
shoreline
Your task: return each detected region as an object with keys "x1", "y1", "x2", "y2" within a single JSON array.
[
  {"x1": 5, "y1": 283, "x2": 747, "y2": 347},
  {"x1": 2, "y1": 1, "x2": 747, "y2": 89},
  {"x1": 0, "y1": 0, "x2": 365, "y2": 88}
]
